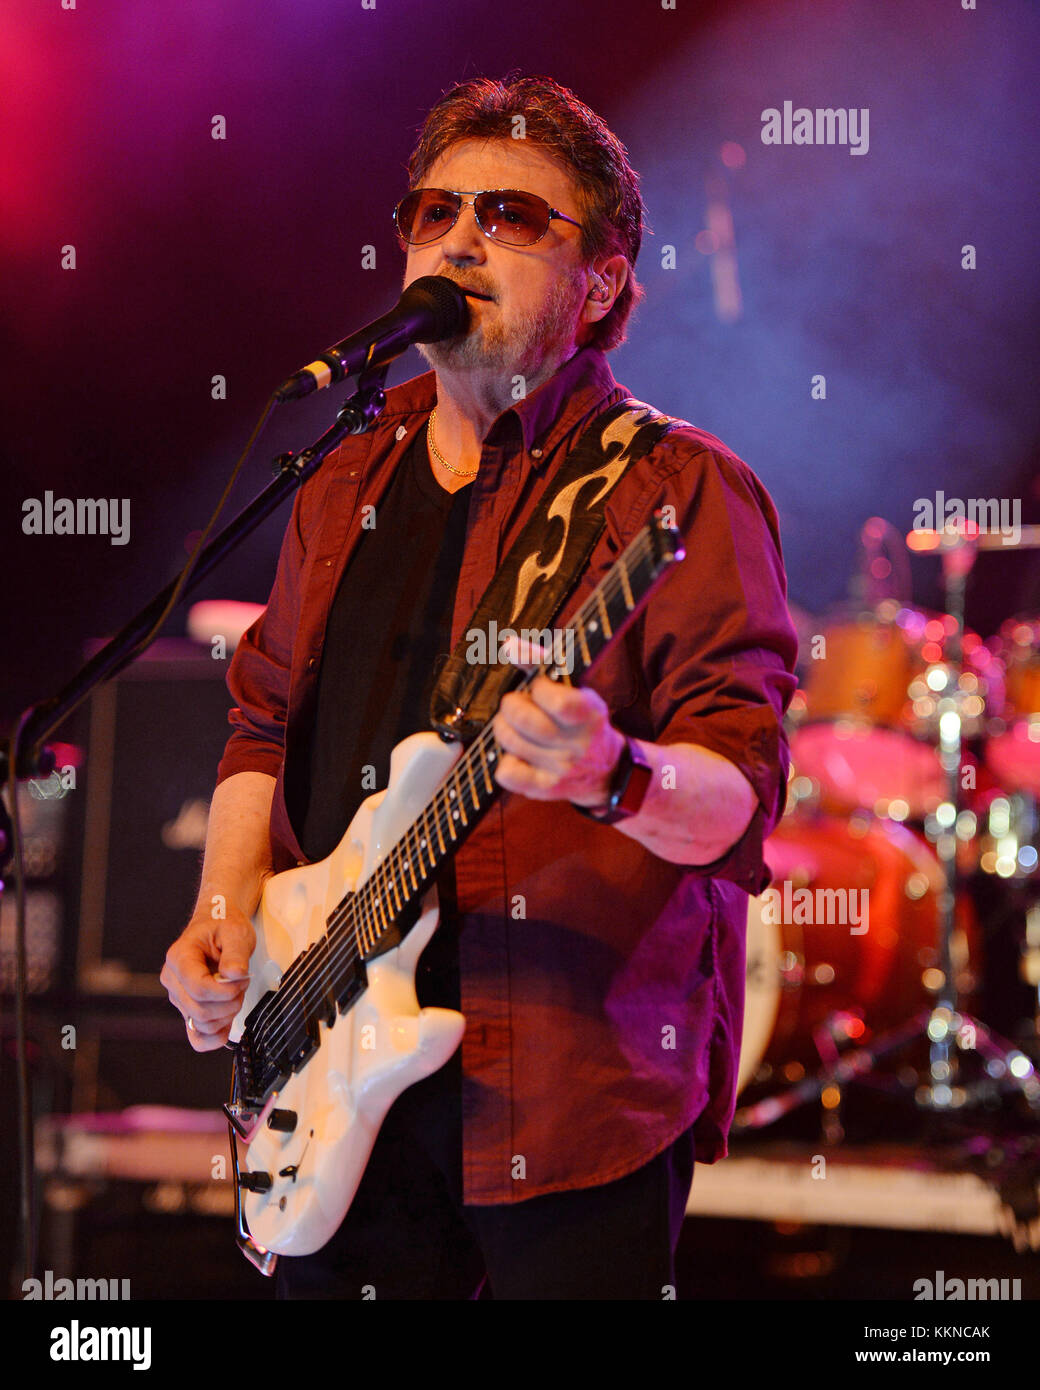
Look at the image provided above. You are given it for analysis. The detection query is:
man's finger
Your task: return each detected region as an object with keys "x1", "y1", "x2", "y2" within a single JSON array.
[
  {"x1": 526, "y1": 674, "x2": 604, "y2": 727},
  {"x1": 187, "y1": 1009, "x2": 238, "y2": 1037},
  {"x1": 499, "y1": 632, "x2": 555, "y2": 669},
  {"x1": 214, "y1": 922, "x2": 254, "y2": 981},
  {"x1": 493, "y1": 752, "x2": 563, "y2": 800},
  {"x1": 496, "y1": 695, "x2": 568, "y2": 751},
  {"x1": 495, "y1": 712, "x2": 574, "y2": 771},
  {"x1": 186, "y1": 1020, "x2": 230, "y2": 1053},
  {"x1": 161, "y1": 969, "x2": 245, "y2": 1025},
  {"x1": 176, "y1": 957, "x2": 247, "y2": 1002}
]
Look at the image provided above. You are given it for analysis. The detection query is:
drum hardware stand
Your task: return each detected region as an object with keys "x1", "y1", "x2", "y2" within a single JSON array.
[
  {"x1": 910, "y1": 526, "x2": 1039, "y2": 1111},
  {"x1": 734, "y1": 1010, "x2": 926, "y2": 1134},
  {"x1": 734, "y1": 1007, "x2": 1039, "y2": 1133},
  {"x1": 737, "y1": 524, "x2": 1040, "y2": 1136}
]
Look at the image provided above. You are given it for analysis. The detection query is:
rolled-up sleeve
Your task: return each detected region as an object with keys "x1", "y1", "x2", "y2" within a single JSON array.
[
  {"x1": 215, "y1": 488, "x2": 308, "y2": 785},
  {"x1": 632, "y1": 438, "x2": 798, "y2": 891}
]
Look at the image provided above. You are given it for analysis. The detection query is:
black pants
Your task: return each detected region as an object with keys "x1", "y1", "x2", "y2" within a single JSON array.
[{"x1": 276, "y1": 888, "x2": 695, "y2": 1299}]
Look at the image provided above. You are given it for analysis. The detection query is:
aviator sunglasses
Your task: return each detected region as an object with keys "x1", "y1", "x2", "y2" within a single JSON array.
[{"x1": 393, "y1": 187, "x2": 583, "y2": 247}]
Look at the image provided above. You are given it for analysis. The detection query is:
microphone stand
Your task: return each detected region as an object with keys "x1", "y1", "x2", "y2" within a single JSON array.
[{"x1": 1, "y1": 363, "x2": 389, "y2": 1284}]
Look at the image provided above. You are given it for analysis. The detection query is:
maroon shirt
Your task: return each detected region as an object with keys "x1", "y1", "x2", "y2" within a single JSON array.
[{"x1": 217, "y1": 345, "x2": 798, "y2": 1204}]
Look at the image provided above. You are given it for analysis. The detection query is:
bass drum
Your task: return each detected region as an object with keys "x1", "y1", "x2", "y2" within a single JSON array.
[{"x1": 738, "y1": 811, "x2": 976, "y2": 1092}]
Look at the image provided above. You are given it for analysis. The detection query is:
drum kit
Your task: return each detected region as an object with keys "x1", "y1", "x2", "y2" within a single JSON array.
[{"x1": 737, "y1": 518, "x2": 1040, "y2": 1129}]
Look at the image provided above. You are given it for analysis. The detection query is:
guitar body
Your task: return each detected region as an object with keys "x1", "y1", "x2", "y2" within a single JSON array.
[{"x1": 229, "y1": 731, "x2": 466, "y2": 1256}]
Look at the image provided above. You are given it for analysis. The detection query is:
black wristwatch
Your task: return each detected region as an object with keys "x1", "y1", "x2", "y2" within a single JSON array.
[{"x1": 574, "y1": 736, "x2": 653, "y2": 825}]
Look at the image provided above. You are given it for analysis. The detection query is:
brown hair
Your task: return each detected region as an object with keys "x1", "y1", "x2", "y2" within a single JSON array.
[{"x1": 405, "y1": 73, "x2": 647, "y2": 351}]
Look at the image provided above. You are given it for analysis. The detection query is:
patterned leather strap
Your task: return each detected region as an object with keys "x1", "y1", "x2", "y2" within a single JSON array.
[{"x1": 428, "y1": 398, "x2": 683, "y2": 743}]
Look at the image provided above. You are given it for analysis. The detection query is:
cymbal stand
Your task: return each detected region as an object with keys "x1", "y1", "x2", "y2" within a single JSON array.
[{"x1": 916, "y1": 527, "x2": 1036, "y2": 1109}]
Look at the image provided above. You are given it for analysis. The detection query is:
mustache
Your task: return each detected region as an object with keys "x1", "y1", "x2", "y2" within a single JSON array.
[{"x1": 439, "y1": 274, "x2": 496, "y2": 301}]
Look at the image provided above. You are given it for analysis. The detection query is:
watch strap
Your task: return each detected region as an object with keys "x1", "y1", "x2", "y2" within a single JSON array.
[{"x1": 574, "y1": 736, "x2": 652, "y2": 825}]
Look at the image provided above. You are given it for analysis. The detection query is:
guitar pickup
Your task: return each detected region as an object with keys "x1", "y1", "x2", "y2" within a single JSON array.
[
  {"x1": 286, "y1": 1012, "x2": 324, "y2": 1071},
  {"x1": 334, "y1": 956, "x2": 367, "y2": 1013}
]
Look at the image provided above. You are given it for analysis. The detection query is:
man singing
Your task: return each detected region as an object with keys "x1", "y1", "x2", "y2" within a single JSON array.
[{"x1": 161, "y1": 72, "x2": 798, "y2": 1299}]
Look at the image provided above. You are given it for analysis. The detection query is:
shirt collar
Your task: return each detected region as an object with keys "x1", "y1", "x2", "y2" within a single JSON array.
[
  {"x1": 495, "y1": 346, "x2": 626, "y2": 465},
  {"x1": 385, "y1": 346, "x2": 627, "y2": 472}
]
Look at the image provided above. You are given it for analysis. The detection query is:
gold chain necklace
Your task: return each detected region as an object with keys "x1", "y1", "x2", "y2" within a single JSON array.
[{"x1": 427, "y1": 407, "x2": 479, "y2": 477}]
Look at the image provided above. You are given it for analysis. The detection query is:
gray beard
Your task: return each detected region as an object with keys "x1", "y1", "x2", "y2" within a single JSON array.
[{"x1": 418, "y1": 269, "x2": 587, "y2": 381}]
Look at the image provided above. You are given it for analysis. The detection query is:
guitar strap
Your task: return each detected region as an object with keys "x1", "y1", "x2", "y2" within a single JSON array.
[{"x1": 429, "y1": 396, "x2": 685, "y2": 743}]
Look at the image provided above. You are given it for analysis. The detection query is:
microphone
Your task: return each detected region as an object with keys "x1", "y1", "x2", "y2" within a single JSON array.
[{"x1": 276, "y1": 276, "x2": 470, "y2": 402}]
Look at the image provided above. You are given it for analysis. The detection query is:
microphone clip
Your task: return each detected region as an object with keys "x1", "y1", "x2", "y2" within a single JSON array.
[{"x1": 335, "y1": 364, "x2": 390, "y2": 436}]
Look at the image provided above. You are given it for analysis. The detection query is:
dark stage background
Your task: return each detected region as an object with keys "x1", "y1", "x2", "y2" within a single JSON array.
[{"x1": 3, "y1": 0, "x2": 1040, "y2": 1326}]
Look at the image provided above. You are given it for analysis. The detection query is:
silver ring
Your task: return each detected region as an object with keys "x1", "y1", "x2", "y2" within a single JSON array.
[{"x1": 187, "y1": 1016, "x2": 196, "y2": 1033}]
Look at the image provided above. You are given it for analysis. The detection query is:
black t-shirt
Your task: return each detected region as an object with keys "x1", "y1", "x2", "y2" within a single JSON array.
[
  {"x1": 295, "y1": 433, "x2": 471, "y2": 1010},
  {"x1": 298, "y1": 431, "x2": 471, "y2": 862}
]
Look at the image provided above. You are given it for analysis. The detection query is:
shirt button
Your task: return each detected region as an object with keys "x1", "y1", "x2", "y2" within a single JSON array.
[
  {"x1": 349, "y1": 470, "x2": 358, "y2": 478},
  {"x1": 307, "y1": 657, "x2": 316, "y2": 669},
  {"x1": 531, "y1": 448, "x2": 543, "y2": 459},
  {"x1": 395, "y1": 426, "x2": 407, "y2": 441}
]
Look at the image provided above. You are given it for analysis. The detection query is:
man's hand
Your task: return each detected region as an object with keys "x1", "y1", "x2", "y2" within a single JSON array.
[
  {"x1": 492, "y1": 673, "x2": 625, "y2": 808},
  {"x1": 489, "y1": 641, "x2": 758, "y2": 867},
  {"x1": 161, "y1": 907, "x2": 256, "y2": 1052}
]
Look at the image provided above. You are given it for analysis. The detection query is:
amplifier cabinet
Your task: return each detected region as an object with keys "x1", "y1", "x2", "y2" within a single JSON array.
[{"x1": 74, "y1": 639, "x2": 237, "y2": 996}]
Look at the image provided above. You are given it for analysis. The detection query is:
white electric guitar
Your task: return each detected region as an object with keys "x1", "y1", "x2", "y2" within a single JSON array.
[{"x1": 223, "y1": 514, "x2": 684, "y2": 1273}]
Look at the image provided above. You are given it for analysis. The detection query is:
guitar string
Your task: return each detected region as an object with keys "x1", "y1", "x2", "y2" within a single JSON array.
[
  {"x1": 244, "y1": 544, "x2": 652, "y2": 1068},
  {"x1": 243, "y1": 541, "x2": 656, "y2": 1068},
  {"x1": 241, "y1": 537, "x2": 659, "y2": 1068}
]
